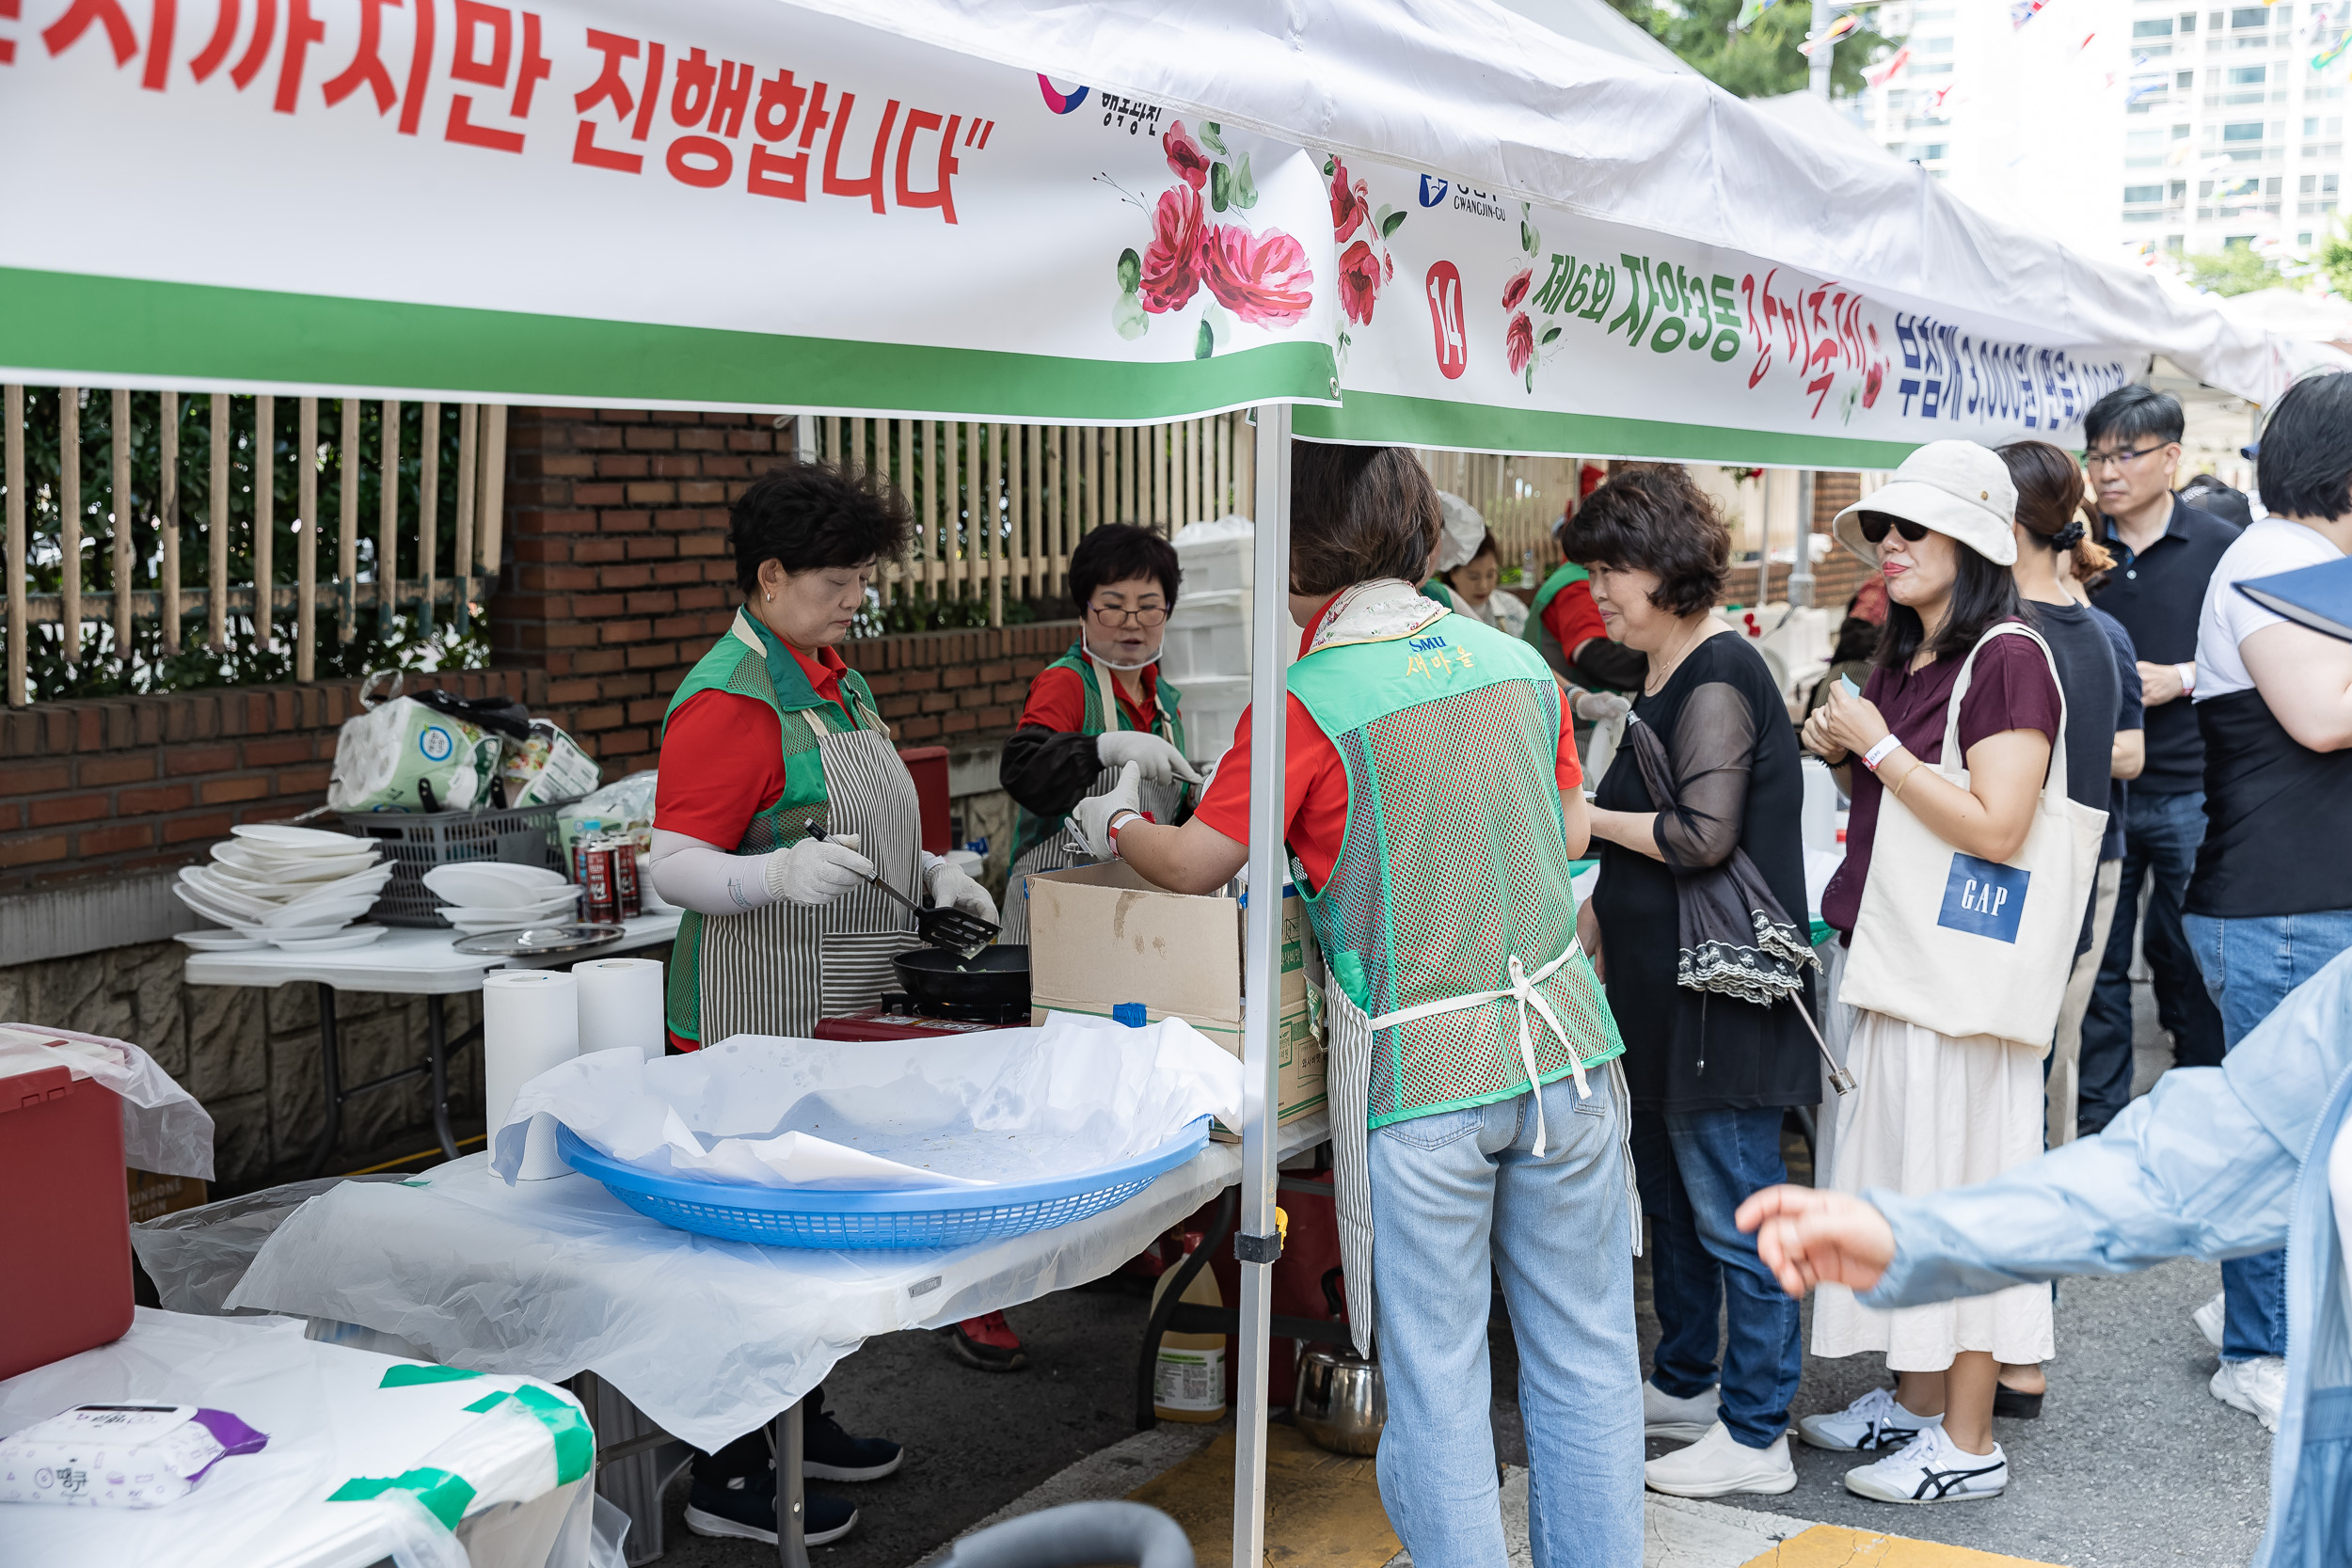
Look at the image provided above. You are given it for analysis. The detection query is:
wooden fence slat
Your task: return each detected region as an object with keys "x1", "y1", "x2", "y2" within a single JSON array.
[
  {"x1": 418, "y1": 402, "x2": 440, "y2": 632},
  {"x1": 159, "y1": 392, "x2": 180, "y2": 655},
  {"x1": 479, "y1": 404, "x2": 506, "y2": 574},
  {"x1": 1046, "y1": 425, "x2": 1063, "y2": 599},
  {"x1": 453, "y1": 404, "x2": 478, "y2": 630},
  {"x1": 338, "y1": 399, "x2": 359, "y2": 642},
  {"x1": 5, "y1": 386, "x2": 23, "y2": 705},
  {"x1": 378, "y1": 401, "x2": 400, "y2": 614},
  {"x1": 112, "y1": 388, "x2": 134, "y2": 657},
  {"x1": 295, "y1": 397, "x2": 318, "y2": 681},
  {"x1": 923, "y1": 420, "x2": 941, "y2": 593},
  {"x1": 988, "y1": 422, "x2": 1005, "y2": 627},
  {"x1": 896, "y1": 417, "x2": 914, "y2": 603},
  {"x1": 208, "y1": 394, "x2": 229, "y2": 650},
  {"x1": 60, "y1": 388, "x2": 81, "y2": 661},
  {"x1": 253, "y1": 395, "x2": 275, "y2": 651}
]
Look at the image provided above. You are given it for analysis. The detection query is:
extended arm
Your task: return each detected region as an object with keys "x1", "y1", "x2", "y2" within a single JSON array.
[{"x1": 1000, "y1": 724, "x2": 1111, "y2": 819}]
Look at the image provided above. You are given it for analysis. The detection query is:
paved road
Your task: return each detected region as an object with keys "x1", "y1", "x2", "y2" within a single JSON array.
[{"x1": 656, "y1": 978, "x2": 2275, "y2": 1568}]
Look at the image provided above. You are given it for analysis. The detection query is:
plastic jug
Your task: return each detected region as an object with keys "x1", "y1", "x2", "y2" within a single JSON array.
[{"x1": 1149, "y1": 1232, "x2": 1228, "y2": 1422}]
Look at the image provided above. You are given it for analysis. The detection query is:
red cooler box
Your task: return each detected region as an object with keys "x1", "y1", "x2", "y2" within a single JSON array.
[{"x1": 0, "y1": 1057, "x2": 135, "y2": 1379}]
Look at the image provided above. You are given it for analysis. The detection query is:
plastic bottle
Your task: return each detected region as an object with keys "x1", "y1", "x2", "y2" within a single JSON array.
[{"x1": 1150, "y1": 1232, "x2": 1227, "y2": 1423}]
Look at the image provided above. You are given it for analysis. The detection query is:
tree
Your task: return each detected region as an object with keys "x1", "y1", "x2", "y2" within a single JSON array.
[
  {"x1": 2317, "y1": 216, "x2": 2352, "y2": 299},
  {"x1": 1605, "y1": 0, "x2": 1894, "y2": 100},
  {"x1": 2182, "y1": 247, "x2": 2282, "y2": 296}
]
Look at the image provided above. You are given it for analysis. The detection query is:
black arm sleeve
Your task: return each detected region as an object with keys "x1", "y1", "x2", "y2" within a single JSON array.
[
  {"x1": 999, "y1": 725, "x2": 1106, "y2": 820},
  {"x1": 1650, "y1": 682, "x2": 1757, "y2": 871},
  {"x1": 1572, "y1": 637, "x2": 1648, "y2": 694}
]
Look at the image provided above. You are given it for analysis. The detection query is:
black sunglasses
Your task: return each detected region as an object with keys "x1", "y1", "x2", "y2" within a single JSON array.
[{"x1": 1857, "y1": 515, "x2": 1930, "y2": 545}]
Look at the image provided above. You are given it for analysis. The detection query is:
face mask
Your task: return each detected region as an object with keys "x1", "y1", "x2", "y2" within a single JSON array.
[{"x1": 1084, "y1": 634, "x2": 1162, "y2": 673}]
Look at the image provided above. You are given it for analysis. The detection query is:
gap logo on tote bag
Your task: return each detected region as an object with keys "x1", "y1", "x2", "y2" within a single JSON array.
[{"x1": 1938, "y1": 854, "x2": 2030, "y2": 942}]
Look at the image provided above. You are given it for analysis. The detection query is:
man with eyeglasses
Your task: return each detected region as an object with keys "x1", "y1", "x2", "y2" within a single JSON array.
[{"x1": 2077, "y1": 384, "x2": 2236, "y2": 1137}]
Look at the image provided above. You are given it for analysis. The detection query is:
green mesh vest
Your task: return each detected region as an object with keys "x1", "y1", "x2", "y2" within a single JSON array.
[
  {"x1": 658, "y1": 610, "x2": 888, "y2": 1044},
  {"x1": 1287, "y1": 610, "x2": 1622, "y2": 1128},
  {"x1": 1007, "y1": 644, "x2": 1187, "y2": 866}
]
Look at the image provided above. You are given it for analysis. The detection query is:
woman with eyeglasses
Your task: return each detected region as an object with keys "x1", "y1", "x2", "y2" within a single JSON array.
[
  {"x1": 997, "y1": 524, "x2": 1202, "y2": 946},
  {"x1": 1797, "y1": 441, "x2": 2068, "y2": 1508}
]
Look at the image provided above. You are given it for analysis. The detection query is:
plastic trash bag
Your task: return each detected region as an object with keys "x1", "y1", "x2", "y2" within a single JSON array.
[
  {"x1": 492, "y1": 1013, "x2": 1245, "y2": 1190},
  {"x1": 0, "y1": 1023, "x2": 214, "y2": 1180},
  {"x1": 131, "y1": 1175, "x2": 412, "y2": 1316}
]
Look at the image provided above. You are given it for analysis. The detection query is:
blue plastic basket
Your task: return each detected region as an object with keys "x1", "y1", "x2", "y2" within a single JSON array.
[{"x1": 553, "y1": 1117, "x2": 1213, "y2": 1250}]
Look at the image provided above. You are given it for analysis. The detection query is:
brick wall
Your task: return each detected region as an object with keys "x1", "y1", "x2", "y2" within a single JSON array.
[
  {"x1": 845, "y1": 624, "x2": 1079, "y2": 743},
  {"x1": 0, "y1": 669, "x2": 543, "y2": 895}
]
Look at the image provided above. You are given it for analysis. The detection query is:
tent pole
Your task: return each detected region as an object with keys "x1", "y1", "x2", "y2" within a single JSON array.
[{"x1": 1232, "y1": 403, "x2": 1292, "y2": 1568}]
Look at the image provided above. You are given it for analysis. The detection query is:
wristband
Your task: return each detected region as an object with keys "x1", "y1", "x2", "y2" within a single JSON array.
[
  {"x1": 2177, "y1": 661, "x2": 2197, "y2": 696},
  {"x1": 1105, "y1": 809, "x2": 1145, "y2": 853},
  {"x1": 1860, "y1": 735, "x2": 1902, "y2": 772}
]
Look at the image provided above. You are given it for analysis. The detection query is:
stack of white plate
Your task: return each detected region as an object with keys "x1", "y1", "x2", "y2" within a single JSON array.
[
  {"x1": 421, "y1": 863, "x2": 581, "y2": 933},
  {"x1": 171, "y1": 825, "x2": 396, "y2": 953}
]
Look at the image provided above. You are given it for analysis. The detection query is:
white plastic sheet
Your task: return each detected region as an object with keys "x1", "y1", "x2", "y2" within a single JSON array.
[
  {"x1": 0, "y1": 1023, "x2": 215, "y2": 1181},
  {"x1": 229, "y1": 1116, "x2": 1326, "y2": 1451},
  {"x1": 0, "y1": 1309, "x2": 608, "y2": 1568},
  {"x1": 490, "y1": 1014, "x2": 1245, "y2": 1190}
]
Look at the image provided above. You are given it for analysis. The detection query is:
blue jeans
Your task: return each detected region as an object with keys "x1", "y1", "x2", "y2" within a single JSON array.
[
  {"x1": 2080, "y1": 789, "x2": 2225, "y2": 1132},
  {"x1": 2185, "y1": 907, "x2": 2352, "y2": 1362},
  {"x1": 1630, "y1": 1106, "x2": 1804, "y2": 1449},
  {"x1": 1368, "y1": 1070, "x2": 1643, "y2": 1568}
]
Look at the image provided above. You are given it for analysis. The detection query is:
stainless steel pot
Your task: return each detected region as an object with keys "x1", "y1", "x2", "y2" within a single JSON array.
[{"x1": 1293, "y1": 1269, "x2": 1385, "y2": 1457}]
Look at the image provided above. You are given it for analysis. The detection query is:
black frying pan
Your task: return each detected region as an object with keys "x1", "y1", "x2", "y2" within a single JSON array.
[{"x1": 892, "y1": 944, "x2": 1030, "y2": 1010}]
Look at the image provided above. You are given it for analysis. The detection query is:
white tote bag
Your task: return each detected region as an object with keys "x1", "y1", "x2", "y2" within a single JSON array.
[{"x1": 1837, "y1": 623, "x2": 2107, "y2": 1048}]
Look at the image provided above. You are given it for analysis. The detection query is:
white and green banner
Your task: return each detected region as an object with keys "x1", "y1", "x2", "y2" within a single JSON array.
[
  {"x1": 0, "y1": 0, "x2": 1338, "y2": 420},
  {"x1": 1298, "y1": 152, "x2": 2145, "y2": 467}
]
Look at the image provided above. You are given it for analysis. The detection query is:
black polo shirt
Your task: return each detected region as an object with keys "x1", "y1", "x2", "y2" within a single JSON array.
[{"x1": 2089, "y1": 495, "x2": 2240, "y2": 795}]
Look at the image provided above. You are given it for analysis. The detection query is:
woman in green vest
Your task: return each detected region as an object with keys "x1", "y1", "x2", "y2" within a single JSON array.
[
  {"x1": 644, "y1": 462, "x2": 992, "y2": 1546},
  {"x1": 1080, "y1": 445, "x2": 1644, "y2": 1568},
  {"x1": 997, "y1": 523, "x2": 1200, "y2": 942}
]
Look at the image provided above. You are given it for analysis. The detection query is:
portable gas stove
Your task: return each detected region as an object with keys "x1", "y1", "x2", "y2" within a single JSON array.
[{"x1": 812, "y1": 992, "x2": 1027, "y2": 1041}]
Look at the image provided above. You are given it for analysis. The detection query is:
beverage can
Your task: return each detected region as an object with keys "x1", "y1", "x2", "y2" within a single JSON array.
[
  {"x1": 579, "y1": 843, "x2": 619, "y2": 925},
  {"x1": 610, "y1": 835, "x2": 642, "y2": 920}
]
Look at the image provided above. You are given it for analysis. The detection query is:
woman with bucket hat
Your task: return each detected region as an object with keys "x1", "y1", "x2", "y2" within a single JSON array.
[{"x1": 1797, "y1": 441, "x2": 2106, "y2": 1505}]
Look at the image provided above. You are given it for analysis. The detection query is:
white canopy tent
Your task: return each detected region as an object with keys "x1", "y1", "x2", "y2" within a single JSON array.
[{"x1": 5, "y1": 1, "x2": 2343, "y2": 1561}]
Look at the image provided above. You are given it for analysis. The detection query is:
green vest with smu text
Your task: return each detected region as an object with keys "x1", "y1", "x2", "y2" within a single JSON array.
[
  {"x1": 1285, "y1": 610, "x2": 1621, "y2": 1128},
  {"x1": 1007, "y1": 644, "x2": 1187, "y2": 867}
]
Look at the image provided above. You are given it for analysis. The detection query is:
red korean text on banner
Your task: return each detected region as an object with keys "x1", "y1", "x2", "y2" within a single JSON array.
[{"x1": 445, "y1": 0, "x2": 548, "y2": 152}]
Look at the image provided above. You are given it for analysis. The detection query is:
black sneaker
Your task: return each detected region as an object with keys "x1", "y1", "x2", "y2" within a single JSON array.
[
  {"x1": 805, "y1": 1408, "x2": 904, "y2": 1481},
  {"x1": 684, "y1": 1466, "x2": 858, "y2": 1546}
]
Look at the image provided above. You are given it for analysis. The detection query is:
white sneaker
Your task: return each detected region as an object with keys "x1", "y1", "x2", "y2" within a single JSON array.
[
  {"x1": 1797, "y1": 1386, "x2": 1944, "y2": 1452},
  {"x1": 1842, "y1": 1425, "x2": 2008, "y2": 1504},
  {"x1": 2211, "y1": 1355, "x2": 2287, "y2": 1433},
  {"x1": 1644, "y1": 1420, "x2": 1797, "y2": 1497},
  {"x1": 1643, "y1": 1379, "x2": 1720, "y2": 1442},
  {"x1": 2193, "y1": 1291, "x2": 2226, "y2": 1351}
]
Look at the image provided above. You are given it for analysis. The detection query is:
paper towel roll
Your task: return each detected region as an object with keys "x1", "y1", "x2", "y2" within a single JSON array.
[
  {"x1": 574, "y1": 958, "x2": 665, "y2": 1061},
  {"x1": 484, "y1": 969, "x2": 580, "y2": 1180}
]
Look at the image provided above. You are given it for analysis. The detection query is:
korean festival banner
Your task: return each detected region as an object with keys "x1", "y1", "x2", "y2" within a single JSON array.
[
  {"x1": 0, "y1": 0, "x2": 1339, "y2": 420},
  {"x1": 1295, "y1": 152, "x2": 2152, "y2": 467}
]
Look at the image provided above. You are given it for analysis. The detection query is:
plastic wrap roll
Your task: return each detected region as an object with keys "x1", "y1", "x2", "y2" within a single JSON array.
[
  {"x1": 573, "y1": 958, "x2": 666, "y2": 1062},
  {"x1": 484, "y1": 970, "x2": 580, "y2": 1180}
]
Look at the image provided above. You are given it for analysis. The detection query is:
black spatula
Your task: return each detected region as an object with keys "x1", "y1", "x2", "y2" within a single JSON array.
[{"x1": 803, "y1": 822, "x2": 999, "y2": 958}]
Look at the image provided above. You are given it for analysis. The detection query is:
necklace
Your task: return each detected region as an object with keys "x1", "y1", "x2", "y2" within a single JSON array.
[{"x1": 1643, "y1": 618, "x2": 1713, "y2": 696}]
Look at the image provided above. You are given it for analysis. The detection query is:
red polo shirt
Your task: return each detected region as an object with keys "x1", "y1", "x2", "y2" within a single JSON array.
[
  {"x1": 653, "y1": 636, "x2": 851, "y2": 849},
  {"x1": 1016, "y1": 652, "x2": 1166, "y2": 734}
]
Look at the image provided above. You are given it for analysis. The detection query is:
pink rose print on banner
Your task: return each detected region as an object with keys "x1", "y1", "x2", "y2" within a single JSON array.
[
  {"x1": 1338, "y1": 240, "x2": 1381, "y2": 326},
  {"x1": 1501, "y1": 268, "x2": 1533, "y2": 312},
  {"x1": 1163, "y1": 121, "x2": 1211, "y2": 191},
  {"x1": 1329, "y1": 157, "x2": 1365, "y2": 243},
  {"x1": 1139, "y1": 185, "x2": 1207, "y2": 313},
  {"x1": 1504, "y1": 311, "x2": 1535, "y2": 374},
  {"x1": 1202, "y1": 225, "x2": 1317, "y2": 327}
]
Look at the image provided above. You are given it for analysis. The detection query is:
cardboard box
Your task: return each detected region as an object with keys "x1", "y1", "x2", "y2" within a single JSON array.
[{"x1": 1026, "y1": 862, "x2": 1328, "y2": 1134}]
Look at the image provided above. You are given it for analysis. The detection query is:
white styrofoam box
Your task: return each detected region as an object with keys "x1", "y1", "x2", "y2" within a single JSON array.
[
  {"x1": 1178, "y1": 674, "x2": 1252, "y2": 767},
  {"x1": 1170, "y1": 515, "x2": 1255, "y2": 594},
  {"x1": 1161, "y1": 589, "x2": 1250, "y2": 683}
]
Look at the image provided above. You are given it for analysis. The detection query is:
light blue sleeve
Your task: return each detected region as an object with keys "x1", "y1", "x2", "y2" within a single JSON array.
[{"x1": 1861, "y1": 947, "x2": 2352, "y2": 1307}]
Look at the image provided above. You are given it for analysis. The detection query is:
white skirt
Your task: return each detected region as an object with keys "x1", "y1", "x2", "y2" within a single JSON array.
[{"x1": 1809, "y1": 1006, "x2": 2057, "y2": 1370}]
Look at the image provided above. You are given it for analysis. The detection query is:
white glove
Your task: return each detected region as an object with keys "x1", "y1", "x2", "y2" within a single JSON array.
[
  {"x1": 1095, "y1": 730, "x2": 1203, "y2": 787},
  {"x1": 1574, "y1": 689, "x2": 1632, "y2": 723},
  {"x1": 764, "y1": 832, "x2": 873, "y2": 907},
  {"x1": 1072, "y1": 763, "x2": 1145, "y2": 860},
  {"x1": 926, "y1": 859, "x2": 999, "y2": 925}
]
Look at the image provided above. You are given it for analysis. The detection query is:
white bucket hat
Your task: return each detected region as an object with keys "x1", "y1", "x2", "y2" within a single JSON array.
[
  {"x1": 1431, "y1": 491, "x2": 1489, "y2": 574},
  {"x1": 1833, "y1": 439, "x2": 2018, "y2": 566}
]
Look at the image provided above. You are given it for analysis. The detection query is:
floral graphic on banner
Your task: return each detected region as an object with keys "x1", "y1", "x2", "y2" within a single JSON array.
[
  {"x1": 1325, "y1": 153, "x2": 1408, "y2": 372},
  {"x1": 1107, "y1": 120, "x2": 1313, "y2": 357}
]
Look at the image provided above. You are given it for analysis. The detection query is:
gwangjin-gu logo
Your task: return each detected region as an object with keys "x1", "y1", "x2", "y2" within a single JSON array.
[
  {"x1": 1420, "y1": 174, "x2": 1450, "y2": 207},
  {"x1": 1037, "y1": 76, "x2": 1089, "y2": 114}
]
